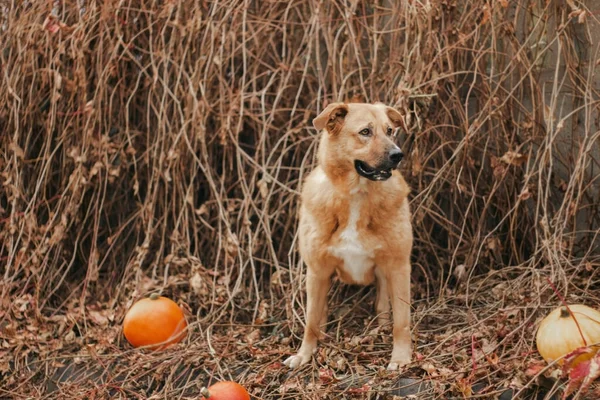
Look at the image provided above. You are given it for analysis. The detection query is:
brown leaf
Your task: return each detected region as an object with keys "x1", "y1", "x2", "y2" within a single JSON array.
[
  {"x1": 456, "y1": 378, "x2": 472, "y2": 397},
  {"x1": 8, "y1": 142, "x2": 24, "y2": 159},
  {"x1": 245, "y1": 329, "x2": 261, "y2": 345},
  {"x1": 500, "y1": 151, "x2": 527, "y2": 167},
  {"x1": 257, "y1": 178, "x2": 270, "y2": 199},
  {"x1": 519, "y1": 187, "x2": 532, "y2": 201},
  {"x1": 255, "y1": 300, "x2": 270, "y2": 325},
  {"x1": 585, "y1": 262, "x2": 593, "y2": 272},
  {"x1": 421, "y1": 362, "x2": 437, "y2": 376},
  {"x1": 88, "y1": 310, "x2": 109, "y2": 326},
  {"x1": 480, "y1": 5, "x2": 491, "y2": 25}
]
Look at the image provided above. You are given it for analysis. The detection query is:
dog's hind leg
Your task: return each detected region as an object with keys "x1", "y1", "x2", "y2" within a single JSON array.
[
  {"x1": 319, "y1": 301, "x2": 328, "y2": 333},
  {"x1": 284, "y1": 270, "x2": 331, "y2": 369}
]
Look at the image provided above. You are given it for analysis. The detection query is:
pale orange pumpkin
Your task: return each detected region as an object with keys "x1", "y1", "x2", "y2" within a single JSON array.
[
  {"x1": 536, "y1": 304, "x2": 600, "y2": 364},
  {"x1": 123, "y1": 293, "x2": 187, "y2": 350},
  {"x1": 200, "y1": 381, "x2": 250, "y2": 400}
]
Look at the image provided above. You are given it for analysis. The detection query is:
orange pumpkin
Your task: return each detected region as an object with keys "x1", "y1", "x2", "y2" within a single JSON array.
[
  {"x1": 123, "y1": 293, "x2": 187, "y2": 350},
  {"x1": 200, "y1": 381, "x2": 250, "y2": 400}
]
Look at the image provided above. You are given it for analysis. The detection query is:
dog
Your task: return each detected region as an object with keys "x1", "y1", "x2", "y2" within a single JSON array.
[{"x1": 283, "y1": 102, "x2": 413, "y2": 371}]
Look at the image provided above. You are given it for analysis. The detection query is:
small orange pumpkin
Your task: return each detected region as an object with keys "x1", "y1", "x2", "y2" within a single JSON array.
[
  {"x1": 123, "y1": 293, "x2": 187, "y2": 350},
  {"x1": 200, "y1": 381, "x2": 250, "y2": 400}
]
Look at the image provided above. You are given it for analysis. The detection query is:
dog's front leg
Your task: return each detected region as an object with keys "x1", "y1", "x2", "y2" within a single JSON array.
[
  {"x1": 375, "y1": 270, "x2": 391, "y2": 327},
  {"x1": 386, "y1": 263, "x2": 412, "y2": 370},
  {"x1": 284, "y1": 270, "x2": 330, "y2": 369}
]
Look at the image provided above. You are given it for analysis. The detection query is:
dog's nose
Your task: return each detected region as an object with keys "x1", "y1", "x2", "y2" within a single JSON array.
[{"x1": 388, "y1": 148, "x2": 404, "y2": 165}]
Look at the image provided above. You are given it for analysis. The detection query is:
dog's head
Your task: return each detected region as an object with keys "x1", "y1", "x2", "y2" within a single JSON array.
[{"x1": 313, "y1": 102, "x2": 406, "y2": 182}]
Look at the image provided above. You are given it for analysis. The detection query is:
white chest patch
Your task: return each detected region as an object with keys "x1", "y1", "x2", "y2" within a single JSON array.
[{"x1": 328, "y1": 192, "x2": 374, "y2": 283}]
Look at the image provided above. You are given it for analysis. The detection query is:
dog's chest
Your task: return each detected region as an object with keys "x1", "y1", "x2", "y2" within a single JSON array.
[{"x1": 328, "y1": 192, "x2": 377, "y2": 284}]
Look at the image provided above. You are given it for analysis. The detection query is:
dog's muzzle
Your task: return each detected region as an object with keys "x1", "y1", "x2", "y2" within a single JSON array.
[{"x1": 355, "y1": 148, "x2": 403, "y2": 182}]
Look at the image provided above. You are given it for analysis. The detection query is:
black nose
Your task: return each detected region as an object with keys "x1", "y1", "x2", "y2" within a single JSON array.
[{"x1": 388, "y1": 148, "x2": 404, "y2": 165}]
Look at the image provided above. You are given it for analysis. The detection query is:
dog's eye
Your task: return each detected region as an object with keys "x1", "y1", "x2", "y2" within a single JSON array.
[
  {"x1": 386, "y1": 127, "x2": 393, "y2": 136},
  {"x1": 359, "y1": 128, "x2": 371, "y2": 136}
]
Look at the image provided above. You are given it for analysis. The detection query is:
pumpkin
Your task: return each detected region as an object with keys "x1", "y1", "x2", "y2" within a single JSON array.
[
  {"x1": 123, "y1": 293, "x2": 187, "y2": 350},
  {"x1": 536, "y1": 304, "x2": 600, "y2": 364},
  {"x1": 200, "y1": 381, "x2": 250, "y2": 400}
]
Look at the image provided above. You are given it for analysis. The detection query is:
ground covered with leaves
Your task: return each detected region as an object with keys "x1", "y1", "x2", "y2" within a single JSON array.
[
  {"x1": 2, "y1": 0, "x2": 600, "y2": 399},
  {"x1": 4, "y1": 260, "x2": 600, "y2": 399}
]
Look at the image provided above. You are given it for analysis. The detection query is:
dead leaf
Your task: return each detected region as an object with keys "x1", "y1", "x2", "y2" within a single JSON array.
[
  {"x1": 88, "y1": 310, "x2": 108, "y2": 326},
  {"x1": 525, "y1": 361, "x2": 546, "y2": 377},
  {"x1": 245, "y1": 329, "x2": 261, "y2": 345},
  {"x1": 190, "y1": 272, "x2": 208, "y2": 296},
  {"x1": 64, "y1": 330, "x2": 76, "y2": 342},
  {"x1": 562, "y1": 348, "x2": 600, "y2": 399},
  {"x1": 278, "y1": 379, "x2": 301, "y2": 394},
  {"x1": 255, "y1": 300, "x2": 269, "y2": 325},
  {"x1": 480, "y1": 5, "x2": 491, "y2": 25},
  {"x1": 491, "y1": 156, "x2": 507, "y2": 179},
  {"x1": 257, "y1": 178, "x2": 270, "y2": 199},
  {"x1": 453, "y1": 264, "x2": 466, "y2": 282},
  {"x1": 8, "y1": 142, "x2": 24, "y2": 159},
  {"x1": 421, "y1": 362, "x2": 437, "y2": 376},
  {"x1": 519, "y1": 187, "x2": 531, "y2": 201},
  {"x1": 500, "y1": 151, "x2": 527, "y2": 167},
  {"x1": 557, "y1": 179, "x2": 568, "y2": 192},
  {"x1": 347, "y1": 384, "x2": 371, "y2": 394},
  {"x1": 585, "y1": 262, "x2": 593, "y2": 272},
  {"x1": 456, "y1": 377, "x2": 472, "y2": 397},
  {"x1": 486, "y1": 237, "x2": 501, "y2": 251},
  {"x1": 318, "y1": 368, "x2": 335, "y2": 384}
]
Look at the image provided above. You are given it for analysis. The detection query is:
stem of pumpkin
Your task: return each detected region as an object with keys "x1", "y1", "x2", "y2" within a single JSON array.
[
  {"x1": 149, "y1": 293, "x2": 160, "y2": 300},
  {"x1": 546, "y1": 278, "x2": 587, "y2": 346},
  {"x1": 200, "y1": 387, "x2": 210, "y2": 398}
]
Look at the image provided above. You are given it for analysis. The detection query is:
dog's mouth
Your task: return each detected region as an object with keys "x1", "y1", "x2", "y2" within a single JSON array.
[{"x1": 354, "y1": 160, "x2": 393, "y2": 181}]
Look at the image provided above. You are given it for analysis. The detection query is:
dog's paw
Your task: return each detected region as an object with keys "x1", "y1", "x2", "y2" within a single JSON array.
[
  {"x1": 283, "y1": 353, "x2": 310, "y2": 369},
  {"x1": 387, "y1": 356, "x2": 411, "y2": 371},
  {"x1": 386, "y1": 361, "x2": 401, "y2": 371}
]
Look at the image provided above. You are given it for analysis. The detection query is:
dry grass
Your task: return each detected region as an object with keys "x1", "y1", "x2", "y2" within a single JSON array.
[{"x1": 1, "y1": 0, "x2": 600, "y2": 399}]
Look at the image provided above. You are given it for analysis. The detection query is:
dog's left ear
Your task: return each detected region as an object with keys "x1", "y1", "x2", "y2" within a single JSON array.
[
  {"x1": 313, "y1": 102, "x2": 349, "y2": 134},
  {"x1": 386, "y1": 107, "x2": 408, "y2": 132}
]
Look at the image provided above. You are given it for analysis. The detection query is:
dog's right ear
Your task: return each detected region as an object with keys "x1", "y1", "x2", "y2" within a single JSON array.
[{"x1": 312, "y1": 103, "x2": 348, "y2": 134}]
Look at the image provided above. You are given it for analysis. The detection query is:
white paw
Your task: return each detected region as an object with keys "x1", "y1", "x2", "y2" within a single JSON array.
[
  {"x1": 387, "y1": 356, "x2": 411, "y2": 371},
  {"x1": 283, "y1": 353, "x2": 310, "y2": 369},
  {"x1": 387, "y1": 361, "x2": 401, "y2": 371}
]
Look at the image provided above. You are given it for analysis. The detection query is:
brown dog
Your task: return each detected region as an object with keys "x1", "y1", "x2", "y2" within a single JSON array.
[{"x1": 284, "y1": 102, "x2": 413, "y2": 370}]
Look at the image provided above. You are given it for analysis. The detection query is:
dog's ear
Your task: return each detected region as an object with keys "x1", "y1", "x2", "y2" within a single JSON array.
[
  {"x1": 313, "y1": 103, "x2": 349, "y2": 134},
  {"x1": 386, "y1": 106, "x2": 408, "y2": 132}
]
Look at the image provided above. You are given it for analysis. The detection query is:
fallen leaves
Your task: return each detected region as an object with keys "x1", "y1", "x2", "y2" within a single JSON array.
[{"x1": 561, "y1": 347, "x2": 600, "y2": 399}]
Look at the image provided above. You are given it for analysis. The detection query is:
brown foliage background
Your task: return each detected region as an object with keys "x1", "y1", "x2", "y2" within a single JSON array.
[{"x1": 1, "y1": 0, "x2": 599, "y2": 398}]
